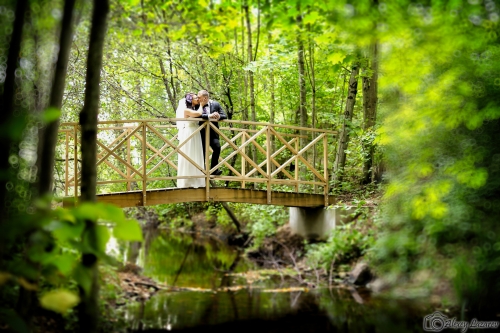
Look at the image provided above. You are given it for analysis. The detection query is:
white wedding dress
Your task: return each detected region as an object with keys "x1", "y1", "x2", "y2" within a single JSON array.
[{"x1": 176, "y1": 99, "x2": 205, "y2": 188}]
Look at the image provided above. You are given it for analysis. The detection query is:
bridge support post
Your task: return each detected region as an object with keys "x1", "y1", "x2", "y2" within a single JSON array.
[{"x1": 289, "y1": 206, "x2": 357, "y2": 240}]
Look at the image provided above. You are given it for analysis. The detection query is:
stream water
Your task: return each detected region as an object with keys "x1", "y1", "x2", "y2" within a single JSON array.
[{"x1": 111, "y1": 228, "x2": 431, "y2": 332}]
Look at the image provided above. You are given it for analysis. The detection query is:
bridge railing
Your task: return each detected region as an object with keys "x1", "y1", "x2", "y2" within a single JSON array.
[{"x1": 56, "y1": 119, "x2": 337, "y2": 206}]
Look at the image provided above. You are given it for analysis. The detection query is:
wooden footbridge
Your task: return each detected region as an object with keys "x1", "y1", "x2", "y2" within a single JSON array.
[{"x1": 57, "y1": 119, "x2": 337, "y2": 208}]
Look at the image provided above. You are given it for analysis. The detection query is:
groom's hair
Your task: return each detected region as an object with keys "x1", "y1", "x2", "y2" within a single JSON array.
[{"x1": 198, "y1": 90, "x2": 209, "y2": 98}]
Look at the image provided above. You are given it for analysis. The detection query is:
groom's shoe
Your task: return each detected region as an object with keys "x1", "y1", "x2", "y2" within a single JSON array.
[{"x1": 212, "y1": 169, "x2": 223, "y2": 176}]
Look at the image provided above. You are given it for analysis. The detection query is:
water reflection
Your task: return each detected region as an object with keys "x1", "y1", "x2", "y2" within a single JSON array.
[
  {"x1": 131, "y1": 229, "x2": 254, "y2": 288},
  {"x1": 118, "y1": 229, "x2": 428, "y2": 333}
]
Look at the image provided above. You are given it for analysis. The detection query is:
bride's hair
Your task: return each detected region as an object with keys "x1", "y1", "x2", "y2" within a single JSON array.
[{"x1": 185, "y1": 92, "x2": 197, "y2": 109}]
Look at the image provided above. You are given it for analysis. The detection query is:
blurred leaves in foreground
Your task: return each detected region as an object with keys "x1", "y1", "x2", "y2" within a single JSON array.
[{"x1": 368, "y1": 0, "x2": 500, "y2": 313}]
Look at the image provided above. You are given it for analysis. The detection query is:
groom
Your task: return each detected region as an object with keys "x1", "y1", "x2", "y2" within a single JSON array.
[{"x1": 198, "y1": 90, "x2": 227, "y2": 176}]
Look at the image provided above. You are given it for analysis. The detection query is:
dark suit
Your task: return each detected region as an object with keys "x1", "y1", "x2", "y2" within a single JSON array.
[{"x1": 199, "y1": 100, "x2": 227, "y2": 170}]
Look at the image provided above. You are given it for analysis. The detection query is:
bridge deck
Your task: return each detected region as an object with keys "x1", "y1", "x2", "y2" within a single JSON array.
[{"x1": 63, "y1": 187, "x2": 336, "y2": 208}]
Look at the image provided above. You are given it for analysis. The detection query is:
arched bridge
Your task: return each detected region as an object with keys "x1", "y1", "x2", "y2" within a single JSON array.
[{"x1": 57, "y1": 119, "x2": 337, "y2": 208}]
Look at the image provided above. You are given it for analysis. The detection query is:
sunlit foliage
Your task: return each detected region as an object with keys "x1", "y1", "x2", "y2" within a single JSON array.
[{"x1": 367, "y1": 0, "x2": 500, "y2": 312}]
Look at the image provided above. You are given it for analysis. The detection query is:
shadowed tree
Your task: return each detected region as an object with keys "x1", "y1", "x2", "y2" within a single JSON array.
[
  {"x1": 77, "y1": 0, "x2": 109, "y2": 331},
  {"x1": 333, "y1": 63, "x2": 359, "y2": 186},
  {"x1": 0, "y1": 0, "x2": 28, "y2": 232},
  {"x1": 1, "y1": 0, "x2": 30, "y2": 325},
  {"x1": 296, "y1": 6, "x2": 308, "y2": 185},
  {"x1": 362, "y1": 42, "x2": 378, "y2": 184},
  {"x1": 243, "y1": 0, "x2": 258, "y2": 184},
  {"x1": 38, "y1": 0, "x2": 77, "y2": 197}
]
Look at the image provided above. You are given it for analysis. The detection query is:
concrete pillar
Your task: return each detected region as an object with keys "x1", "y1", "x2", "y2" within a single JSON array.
[{"x1": 289, "y1": 206, "x2": 357, "y2": 239}]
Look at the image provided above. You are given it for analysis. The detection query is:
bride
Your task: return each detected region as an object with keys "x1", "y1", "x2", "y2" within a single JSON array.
[{"x1": 175, "y1": 93, "x2": 205, "y2": 188}]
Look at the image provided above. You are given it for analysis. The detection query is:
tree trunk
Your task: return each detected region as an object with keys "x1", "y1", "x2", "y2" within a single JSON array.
[
  {"x1": 241, "y1": 12, "x2": 248, "y2": 123},
  {"x1": 223, "y1": 83, "x2": 241, "y2": 187},
  {"x1": 253, "y1": 0, "x2": 261, "y2": 61},
  {"x1": 244, "y1": 2, "x2": 255, "y2": 128},
  {"x1": 159, "y1": 58, "x2": 176, "y2": 112},
  {"x1": 15, "y1": 0, "x2": 77, "y2": 325},
  {"x1": 0, "y1": 0, "x2": 28, "y2": 227},
  {"x1": 330, "y1": 71, "x2": 341, "y2": 125},
  {"x1": 224, "y1": 85, "x2": 234, "y2": 120},
  {"x1": 244, "y1": 0, "x2": 257, "y2": 188},
  {"x1": 149, "y1": 6, "x2": 176, "y2": 113},
  {"x1": 307, "y1": 28, "x2": 316, "y2": 192},
  {"x1": 167, "y1": 38, "x2": 178, "y2": 102},
  {"x1": 339, "y1": 71, "x2": 347, "y2": 117},
  {"x1": 234, "y1": 28, "x2": 238, "y2": 62},
  {"x1": 297, "y1": 21, "x2": 307, "y2": 131},
  {"x1": 198, "y1": 49, "x2": 211, "y2": 91},
  {"x1": 268, "y1": 32, "x2": 276, "y2": 173},
  {"x1": 333, "y1": 64, "x2": 359, "y2": 186},
  {"x1": 296, "y1": 10, "x2": 307, "y2": 181},
  {"x1": 38, "y1": 0, "x2": 76, "y2": 198},
  {"x1": 241, "y1": 29, "x2": 249, "y2": 188},
  {"x1": 77, "y1": 0, "x2": 109, "y2": 332},
  {"x1": 362, "y1": 43, "x2": 378, "y2": 184},
  {"x1": 1, "y1": 6, "x2": 29, "y2": 321}
]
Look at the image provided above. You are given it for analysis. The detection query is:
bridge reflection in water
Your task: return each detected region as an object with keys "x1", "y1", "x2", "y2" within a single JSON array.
[{"x1": 56, "y1": 119, "x2": 337, "y2": 208}]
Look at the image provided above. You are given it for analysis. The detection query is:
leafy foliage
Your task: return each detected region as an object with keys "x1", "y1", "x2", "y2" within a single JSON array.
[
  {"x1": 306, "y1": 203, "x2": 375, "y2": 270},
  {"x1": 367, "y1": 1, "x2": 500, "y2": 311},
  {"x1": 1, "y1": 199, "x2": 142, "y2": 312},
  {"x1": 226, "y1": 203, "x2": 289, "y2": 248}
]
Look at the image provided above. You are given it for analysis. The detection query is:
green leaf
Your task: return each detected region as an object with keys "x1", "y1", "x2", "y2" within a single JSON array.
[
  {"x1": 73, "y1": 202, "x2": 127, "y2": 224},
  {"x1": 72, "y1": 203, "x2": 100, "y2": 221},
  {"x1": 82, "y1": 225, "x2": 110, "y2": 254},
  {"x1": 113, "y1": 219, "x2": 143, "y2": 241},
  {"x1": 95, "y1": 225, "x2": 111, "y2": 253},
  {"x1": 73, "y1": 265, "x2": 92, "y2": 296},
  {"x1": 97, "y1": 203, "x2": 127, "y2": 223},
  {"x1": 54, "y1": 208, "x2": 77, "y2": 224},
  {"x1": 39, "y1": 289, "x2": 80, "y2": 315},
  {"x1": 327, "y1": 53, "x2": 345, "y2": 64},
  {"x1": 220, "y1": 43, "x2": 233, "y2": 53},
  {"x1": 50, "y1": 220, "x2": 85, "y2": 242},
  {"x1": 303, "y1": 11, "x2": 320, "y2": 25},
  {"x1": 52, "y1": 253, "x2": 77, "y2": 276},
  {"x1": 41, "y1": 107, "x2": 61, "y2": 123},
  {"x1": 0, "y1": 116, "x2": 27, "y2": 141},
  {"x1": 0, "y1": 309, "x2": 30, "y2": 333},
  {"x1": 28, "y1": 246, "x2": 53, "y2": 264}
]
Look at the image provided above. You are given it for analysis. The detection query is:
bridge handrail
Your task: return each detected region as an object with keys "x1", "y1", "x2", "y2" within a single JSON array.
[
  {"x1": 59, "y1": 118, "x2": 338, "y2": 135},
  {"x1": 56, "y1": 119, "x2": 336, "y2": 207}
]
